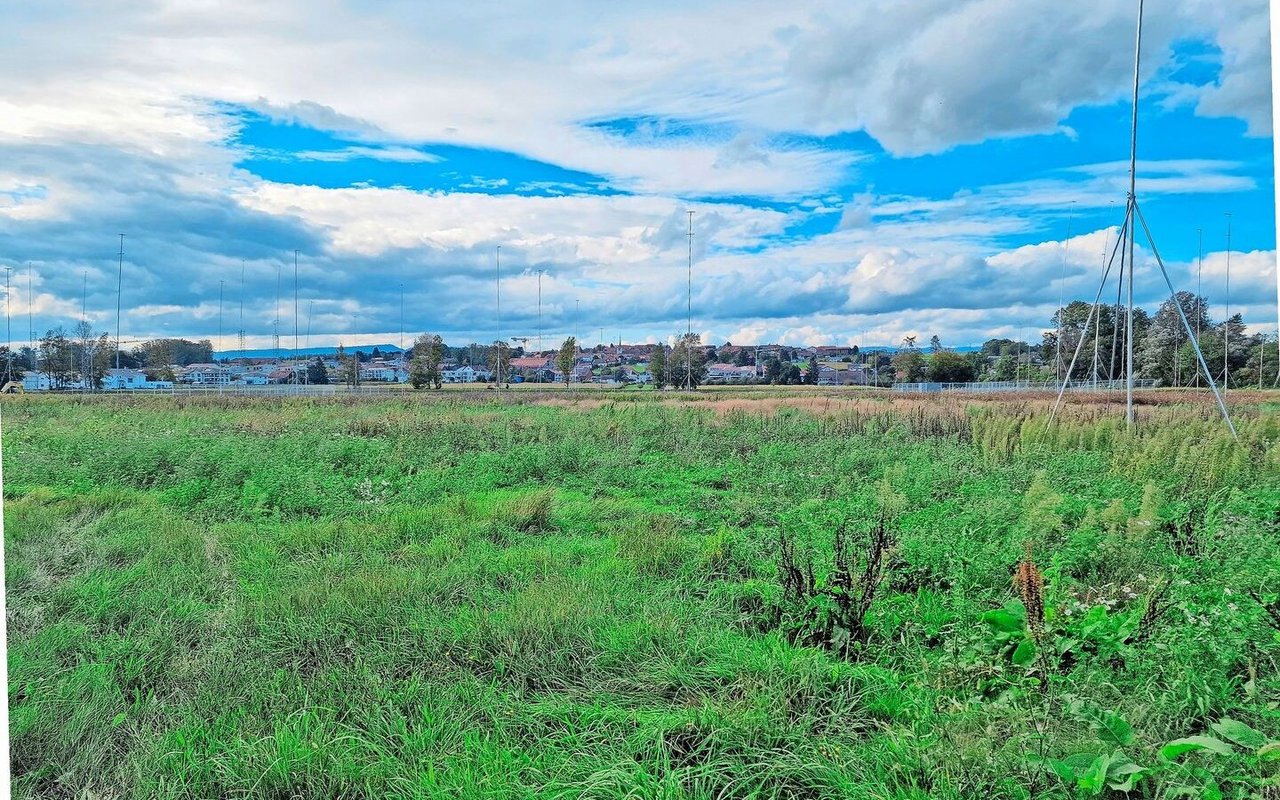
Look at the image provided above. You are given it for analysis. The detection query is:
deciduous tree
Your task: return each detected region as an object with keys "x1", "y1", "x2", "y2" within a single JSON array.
[
  {"x1": 410, "y1": 333, "x2": 444, "y2": 389},
  {"x1": 557, "y1": 337, "x2": 577, "y2": 385}
]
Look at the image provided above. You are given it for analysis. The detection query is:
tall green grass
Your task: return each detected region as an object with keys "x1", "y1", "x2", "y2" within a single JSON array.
[{"x1": 4, "y1": 393, "x2": 1278, "y2": 798}]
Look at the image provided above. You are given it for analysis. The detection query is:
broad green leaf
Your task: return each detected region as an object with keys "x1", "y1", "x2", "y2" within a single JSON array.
[
  {"x1": 1257, "y1": 742, "x2": 1280, "y2": 761},
  {"x1": 1047, "y1": 758, "x2": 1079, "y2": 782},
  {"x1": 1011, "y1": 637, "x2": 1037, "y2": 666},
  {"x1": 1093, "y1": 710, "x2": 1134, "y2": 746},
  {"x1": 1161, "y1": 736, "x2": 1234, "y2": 760},
  {"x1": 111, "y1": 712, "x2": 126, "y2": 727},
  {"x1": 1076, "y1": 752, "x2": 1112, "y2": 795},
  {"x1": 1210, "y1": 718, "x2": 1267, "y2": 749},
  {"x1": 1200, "y1": 778, "x2": 1223, "y2": 800},
  {"x1": 983, "y1": 606, "x2": 1025, "y2": 634},
  {"x1": 1062, "y1": 752, "x2": 1101, "y2": 772},
  {"x1": 1105, "y1": 758, "x2": 1147, "y2": 792}
]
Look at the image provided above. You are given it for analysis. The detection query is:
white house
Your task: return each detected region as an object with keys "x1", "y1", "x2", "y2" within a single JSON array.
[
  {"x1": 21, "y1": 371, "x2": 52, "y2": 391},
  {"x1": 706, "y1": 363, "x2": 756, "y2": 382},
  {"x1": 359, "y1": 362, "x2": 409, "y2": 382},
  {"x1": 182, "y1": 364, "x2": 233, "y2": 385},
  {"x1": 442, "y1": 365, "x2": 491, "y2": 383},
  {"x1": 102, "y1": 369, "x2": 151, "y2": 390}
]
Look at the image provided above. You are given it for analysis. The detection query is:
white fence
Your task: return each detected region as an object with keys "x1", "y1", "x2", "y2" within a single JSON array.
[
  {"x1": 892, "y1": 379, "x2": 1158, "y2": 394},
  {"x1": 43, "y1": 383, "x2": 412, "y2": 397}
]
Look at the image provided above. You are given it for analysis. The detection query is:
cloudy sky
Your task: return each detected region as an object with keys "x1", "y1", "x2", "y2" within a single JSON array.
[{"x1": 0, "y1": 0, "x2": 1275, "y2": 352}]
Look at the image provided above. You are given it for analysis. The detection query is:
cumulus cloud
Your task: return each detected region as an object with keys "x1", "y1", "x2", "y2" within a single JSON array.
[
  {"x1": 783, "y1": 0, "x2": 1270, "y2": 155},
  {"x1": 0, "y1": 0, "x2": 1271, "y2": 349}
]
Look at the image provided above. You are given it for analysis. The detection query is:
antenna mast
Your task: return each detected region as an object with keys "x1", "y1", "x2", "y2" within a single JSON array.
[
  {"x1": 273, "y1": 261, "x2": 281, "y2": 362},
  {"x1": 495, "y1": 245, "x2": 502, "y2": 387},
  {"x1": 4, "y1": 267, "x2": 12, "y2": 384},
  {"x1": 1224, "y1": 213, "x2": 1232, "y2": 390},
  {"x1": 1056, "y1": 203, "x2": 1075, "y2": 382},
  {"x1": 26, "y1": 262, "x2": 33, "y2": 361},
  {"x1": 1123, "y1": 0, "x2": 1142, "y2": 426},
  {"x1": 293, "y1": 249, "x2": 300, "y2": 368},
  {"x1": 115, "y1": 234, "x2": 124, "y2": 370},
  {"x1": 686, "y1": 210, "x2": 694, "y2": 390},
  {"x1": 238, "y1": 259, "x2": 246, "y2": 358},
  {"x1": 1050, "y1": 0, "x2": 1234, "y2": 438}
]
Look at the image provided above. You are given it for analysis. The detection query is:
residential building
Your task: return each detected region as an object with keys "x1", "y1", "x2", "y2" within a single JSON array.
[
  {"x1": 104, "y1": 368, "x2": 169, "y2": 390},
  {"x1": 359, "y1": 361, "x2": 408, "y2": 382},
  {"x1": 442, "y1": 365, "x2": 491, "y2": 383},
  {"x1": 21, "y1": 371, "x2": 52, "y2": 391},
  {"x1": 706, "y1": 363, "x2": 756, "y2": 382},
  {"x1": 181, "y1": 364, "x2": 233, "y2": 385}
]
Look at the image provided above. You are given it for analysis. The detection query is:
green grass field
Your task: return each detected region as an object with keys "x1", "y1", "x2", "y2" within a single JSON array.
[{"x1": 4, "y1": 391, "x2": 1279, "y2": 798}]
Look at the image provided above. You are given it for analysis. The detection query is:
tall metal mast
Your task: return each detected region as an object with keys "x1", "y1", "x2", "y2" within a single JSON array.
[
  {"x1": 293, "y1": 249, "x2": 300, "y2": 364},
  {"x1": 1123, "y1": 0, "x2": 1143, "y2": 427},
  {"x1": 115, "y1": 234, "x2": 124, "y2": 370},
  {"x1": 537, "y1": 269, "x2": 544, "y2": 381},
  {"x1": 1055, "y1": 202, "x2": 1075, "y2": 381},
  {"x1": 686, "y1": 210, "x2": 694, "y2": 390},
  {"x1": 1195, "y1": 229, "x2": 1202, "y2": 386},
  {"x1": 495, "y1": 245, "x2": 502, "y2": 387},
  {"x1": 218, "y1": 280, "x2": 225, "y2": 394},
  {"x1": 218, "y1": 280, "x2": 224, "y2": 355},
  {"x1": 1050, "y1": 0, "x2": 1233, "y2": 438},
  {"x1": 26, "y1": 262, "x2": 33, "y2": 360},
  {"x1": 238, "y1": 259, "x2": 246, "y2": 358},
  {"x1": 1223, "y1": 213, "x2": 1232, "y2": 389},
  {"x1": 273, "y1": 261, "x2": 281, "y2": 362},
  {"x1": 4, "y1": 267, "x2": 12, "y2": 383}
]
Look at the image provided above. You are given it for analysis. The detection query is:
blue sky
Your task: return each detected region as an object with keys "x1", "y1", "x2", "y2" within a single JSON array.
[{"x1": 0, "y1": 0, "x2": 1274, "y2": 351}]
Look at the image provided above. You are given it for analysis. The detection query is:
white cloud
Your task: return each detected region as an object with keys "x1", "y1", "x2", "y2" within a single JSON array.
[
  {"x1": 0, "y1": 0, "x2": 1267, "y2": 186},
  {"x1": 0, "y1": 0, "x2": 1271, "y2": 349},
  {"x1": 292, "y1": 146, "x2": 441, "y2": 163}
]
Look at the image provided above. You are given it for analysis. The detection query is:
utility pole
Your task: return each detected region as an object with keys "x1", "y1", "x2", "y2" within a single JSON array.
[
  {"x1": 399, "y1": 281, "x2": 404, "y2": 355},
  {"x1": 115, "y1": 233, "x2": 124, "y2": 370}
]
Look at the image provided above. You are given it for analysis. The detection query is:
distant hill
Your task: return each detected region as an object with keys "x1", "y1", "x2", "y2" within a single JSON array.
[{"x1": 215, "y1": 344, "x2": 404, "y2": 360}]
